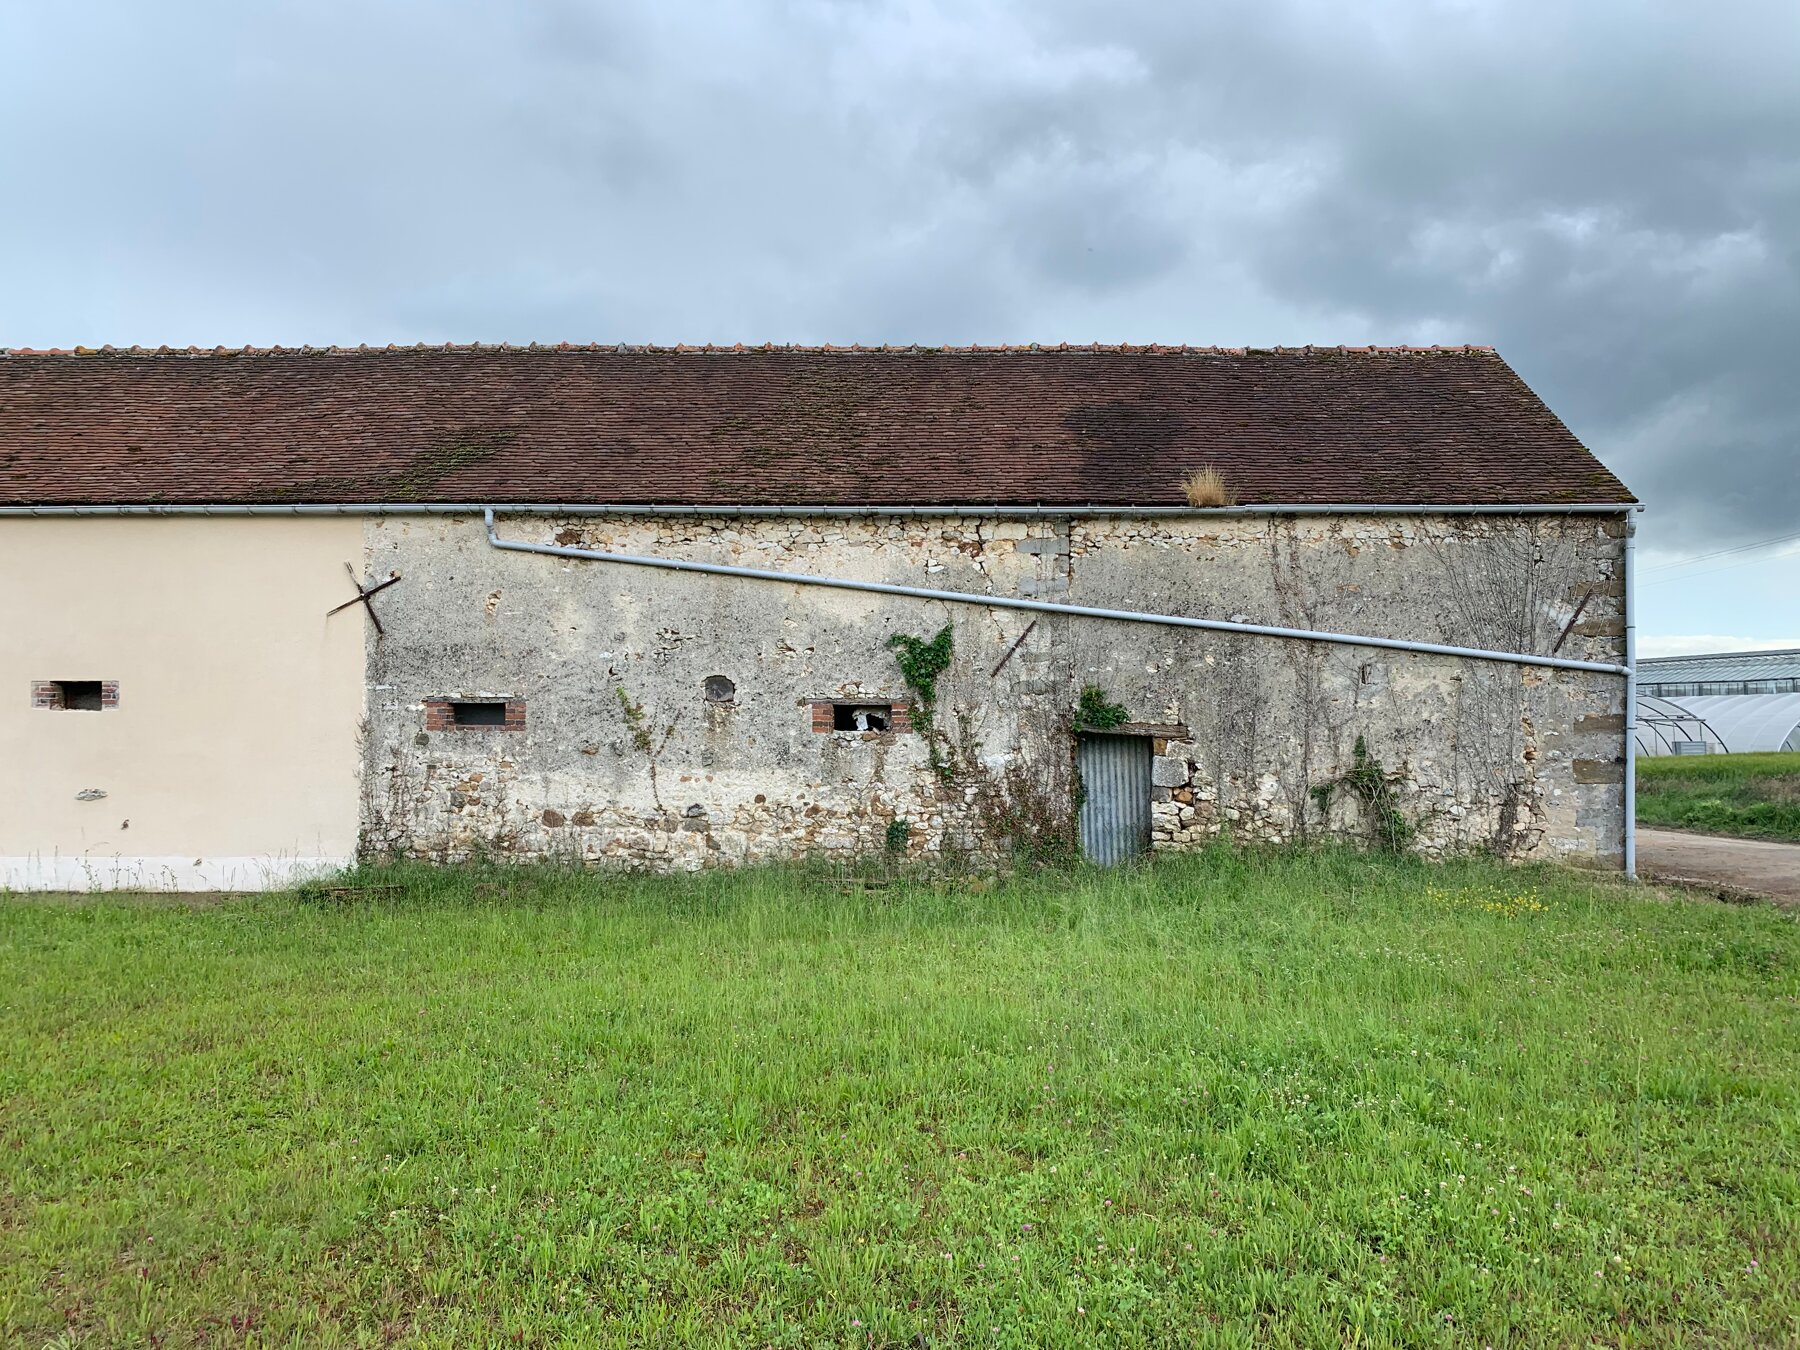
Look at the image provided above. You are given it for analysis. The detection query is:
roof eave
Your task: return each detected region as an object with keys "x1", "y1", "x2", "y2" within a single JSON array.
[{"x1": 0, "y1": 500, "x2": 1642, "y2": 517}]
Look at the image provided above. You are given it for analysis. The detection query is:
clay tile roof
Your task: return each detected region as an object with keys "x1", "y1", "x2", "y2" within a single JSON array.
[{"x1": 0, "y1": 344, "x2": 1634, "y2": 508}]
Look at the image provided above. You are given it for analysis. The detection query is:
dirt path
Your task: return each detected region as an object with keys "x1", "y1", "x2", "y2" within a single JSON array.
[{"x1": 1637, "y1": 828, "x2": 1800, "y2": 904}]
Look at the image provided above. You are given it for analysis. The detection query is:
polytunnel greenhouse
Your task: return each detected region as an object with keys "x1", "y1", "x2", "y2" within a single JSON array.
[{"x1": 1635, "y1": 692, "x2": 1800, "y2": 755}]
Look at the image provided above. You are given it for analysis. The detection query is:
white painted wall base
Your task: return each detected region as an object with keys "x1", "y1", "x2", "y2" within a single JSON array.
[{"x1": 1, "y1": 855, "x2": 353, "y2": 893}]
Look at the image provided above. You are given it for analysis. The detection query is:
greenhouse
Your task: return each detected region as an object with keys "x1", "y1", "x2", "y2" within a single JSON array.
[
  {"x1": 1635, "y1": 691, "x2": 1800, "y2": 756},
  {"x1": 1638, "y1": 646, "x2": 1800, "y2": 698}
]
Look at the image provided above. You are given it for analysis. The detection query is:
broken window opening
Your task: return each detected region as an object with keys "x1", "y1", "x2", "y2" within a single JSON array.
[
  {"x1": 450, "y1": 700, "x2": 509, "y2": 726},
  {"x1": 54, "y1": 681, "x2": 104, "y2": 711},
  {"x1": 833, "y1": 703, "x2": 892, "y2": 732}
]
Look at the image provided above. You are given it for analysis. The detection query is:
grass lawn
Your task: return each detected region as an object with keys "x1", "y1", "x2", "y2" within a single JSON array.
[
  {"x1": 3, "y1": 851, "x2": 1798, "y2": 1348},
  {"x1": 1637, "y1": 751, "x2": 1800, "y2": 842}
]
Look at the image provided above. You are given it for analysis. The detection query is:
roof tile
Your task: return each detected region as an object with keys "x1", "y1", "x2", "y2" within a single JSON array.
[{"x1": 0, "y1": 344, "x2": 1634, "y2": 508}]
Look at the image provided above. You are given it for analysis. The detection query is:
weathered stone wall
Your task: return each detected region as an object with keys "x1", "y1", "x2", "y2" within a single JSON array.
[
  {"x1": 358, "y1": 511, "x2": 1627, "y2": 870},
  {"x1": 1063, "y1": 515, "x2": 1626, "y2": 860}
]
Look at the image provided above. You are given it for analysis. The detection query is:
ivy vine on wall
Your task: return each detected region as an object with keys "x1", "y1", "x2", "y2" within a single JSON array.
[{"x1": 887, "y1": 624, "x2": 955, "y2": 780}]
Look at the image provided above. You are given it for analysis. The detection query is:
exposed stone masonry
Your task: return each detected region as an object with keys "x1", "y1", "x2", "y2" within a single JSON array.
[{"x1": 359, "y1": 512, "x2": 1628, "y2": 871}]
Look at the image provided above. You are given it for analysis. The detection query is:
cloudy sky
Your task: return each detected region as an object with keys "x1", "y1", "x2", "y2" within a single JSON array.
[{"x1": 3, "y1": 1, "x2": 1795, "y2": 655}]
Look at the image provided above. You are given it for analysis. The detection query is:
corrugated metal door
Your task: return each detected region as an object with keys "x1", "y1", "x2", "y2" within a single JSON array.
[{"x1": 1077, "y1": 733, "x2": 1152, "y2": 865}]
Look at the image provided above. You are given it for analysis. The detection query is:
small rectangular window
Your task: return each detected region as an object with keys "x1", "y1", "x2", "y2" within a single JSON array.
[
  {"x1": 833, "y1": 703, "x2": 892, "y2": 732},
  {"x1": 60, "y1": 681, "x2": 104, "y2": 710},
  {"x1": 809, "y1": 699, "x2": 910, "y2": 734},
  {"x1": 423, "y1": 697, "x2": 524, "y2": 731},
  {"x1": 451, "y1": 701, "x2": 509, "y2": 726}
]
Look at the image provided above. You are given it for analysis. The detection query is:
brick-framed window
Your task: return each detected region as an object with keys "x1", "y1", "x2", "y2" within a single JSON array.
[
  {"x1": 424, "y1": 698, "x2": 526, "y2": 731},
  {"x1": 32, "y1": 680, "x2": 119, "y2": 711},
  {"x1": 810, "y1": 700, "x2": 912, "y2": 733}
]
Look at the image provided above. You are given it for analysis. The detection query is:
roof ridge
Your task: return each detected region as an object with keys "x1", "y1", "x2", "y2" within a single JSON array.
[
  {"x1": 1, "y1": 342, "x2": 1500, "y2": 358},
  {"x1": 1641, "y1": 647, "x2": 1800, "y2": 662}
]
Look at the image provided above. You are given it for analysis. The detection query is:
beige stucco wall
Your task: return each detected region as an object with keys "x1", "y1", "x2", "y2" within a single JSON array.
[{"x1": 0, "y1": 516, "x2": 366, "y2": 889}]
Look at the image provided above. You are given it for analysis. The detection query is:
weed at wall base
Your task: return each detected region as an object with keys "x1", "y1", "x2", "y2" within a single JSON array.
[{"x1": 1313, "y1": 735, "x2": 1418, "y2": 854}]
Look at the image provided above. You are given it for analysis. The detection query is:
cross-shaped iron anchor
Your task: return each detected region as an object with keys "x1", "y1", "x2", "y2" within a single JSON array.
[{"x1": 327, "y1": 562, "x2": 402, "y2": 635}]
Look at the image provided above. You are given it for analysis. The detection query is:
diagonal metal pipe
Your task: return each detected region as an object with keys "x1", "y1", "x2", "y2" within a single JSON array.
[{"x1": 483, "y1": 508, "x2": 1632, "y2": 677}]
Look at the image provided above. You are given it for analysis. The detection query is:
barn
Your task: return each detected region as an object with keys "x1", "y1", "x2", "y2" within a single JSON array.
[{"x1": 1, "y1": 343, "x2": 1639, "y2": 890}]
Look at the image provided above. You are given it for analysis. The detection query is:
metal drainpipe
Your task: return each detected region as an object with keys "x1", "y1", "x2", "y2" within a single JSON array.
[
  {"x1": 1624, "y1": 515, "x2": 1639, "y2": 879},
  {"x1": 483, "y1": 508, "x2": 1632, "y2": 676}
]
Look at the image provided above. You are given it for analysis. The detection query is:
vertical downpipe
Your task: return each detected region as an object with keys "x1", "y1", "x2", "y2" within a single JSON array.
[{"x1": 1623, "y1": 513, "x2": 1638, "y2": 880}]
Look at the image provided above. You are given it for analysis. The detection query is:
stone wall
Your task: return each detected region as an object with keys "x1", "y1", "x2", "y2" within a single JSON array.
[
  {"x1": 1062, "y1": 515, "x2": 1627, "y2": 861},
  {"x1": 357, "y1": 512, "x2": 1627, "y2": 870}
]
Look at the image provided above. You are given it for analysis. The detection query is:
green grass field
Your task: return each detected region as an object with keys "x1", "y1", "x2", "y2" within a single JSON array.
[
  {"x1": 4, "y1": 851, "x2": 1798, "y2": 1347},
  {"x1": 1637, "y1": 750, "x2": 1800, "y2": 842}
]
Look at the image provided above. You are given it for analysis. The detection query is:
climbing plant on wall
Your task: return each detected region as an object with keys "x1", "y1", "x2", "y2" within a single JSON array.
[
  {"x1": 887, "y1": 624, "x2": 955, "y2": 780},
  {"x1": 1075, "y1": 683, "x2": 1129, "y2": 729},
  {"x1": 883, "y1": 621, "x2": 1081, "y2": 861},
  {"x1": 617, "y1": 685, "x2": 679, "y2": 811},
  {"x1": 1311, "y1": 735, "x2": 1417, "y2": 854}
]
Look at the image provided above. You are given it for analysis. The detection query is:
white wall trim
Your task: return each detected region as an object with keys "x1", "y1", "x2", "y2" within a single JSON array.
[{"x1": 1, "y1": 855, "x2": 352, "y2": 893}]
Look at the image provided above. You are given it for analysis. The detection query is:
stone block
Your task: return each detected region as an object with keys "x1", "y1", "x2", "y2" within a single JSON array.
[
  {"x1": 1571, "y1": 757, "x2": 1624, "y2": 784},
  {"x1": 1151, "y1": 755, "x2": 1188, "y2": 787},
  {"x1": 1572, "y1": 713, "x2": 1625, "y2": 734}
]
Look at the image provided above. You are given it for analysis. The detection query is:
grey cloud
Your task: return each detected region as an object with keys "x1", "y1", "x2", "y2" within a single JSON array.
[{"x1": 1022, "y1": 0, "x2": 1800, "y2": 549}]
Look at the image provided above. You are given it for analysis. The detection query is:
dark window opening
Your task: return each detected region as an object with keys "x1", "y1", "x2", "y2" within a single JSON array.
[
  {"x1": 833, "y1": 703, "x2": 891, "y2": 732},
  {"x1": 56, "y1": 680, "x2": 104, "y2": 711},
  {"x1": 450, "y1": 700, "x2": 509, "y2": 726},
  {"x1": 704, "y1": 675, "x2": 736, "y2": 704}
]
